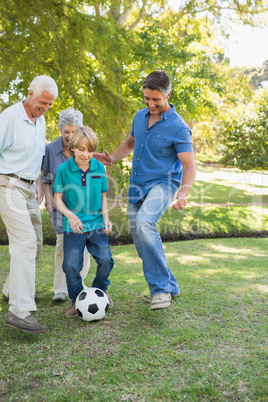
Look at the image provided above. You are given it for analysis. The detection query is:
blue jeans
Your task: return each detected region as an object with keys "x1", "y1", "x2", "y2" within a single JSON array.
[
  {"x1": 128, "y1": 183, "x2": 180, "y2": 297},
  {"x1": 63, "y1": 228, "x2": 114, "y2": 304}
]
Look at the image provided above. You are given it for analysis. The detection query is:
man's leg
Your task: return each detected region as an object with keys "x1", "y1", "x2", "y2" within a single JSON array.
[
  {"x1": 128, "y1": 183, "x2": 180, "y2": 297},
  {"x1": 53, "y1": 233, "x2": 68, "y2": 297},
  {"x1": 0, "y1": 177, "x2": 39, "y2": 315}
]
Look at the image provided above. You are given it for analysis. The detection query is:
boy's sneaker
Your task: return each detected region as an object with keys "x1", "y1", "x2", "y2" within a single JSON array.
[
  {"x1": 105, "y1": 292, "x2": 113, "y2": 308},
  {"x1": 150, "y1": 293, "x2": 171, "y2": 311},
  {"x1": 65, "y1": 305, "x2": 78, "y2": 318},
  {"x1": 6, "y1": 312, "x2": 47, "y2": 333}
]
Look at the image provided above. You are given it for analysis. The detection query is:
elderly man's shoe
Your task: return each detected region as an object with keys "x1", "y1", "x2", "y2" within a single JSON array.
[
  {"x1": 150, "y1": 293, "x2": 171, "y2": 310},
  {"x1": 6, "y1": 312, "x2": 47, "y2": 333}
]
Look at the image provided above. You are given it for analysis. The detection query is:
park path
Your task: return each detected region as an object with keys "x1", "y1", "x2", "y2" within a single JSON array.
[{"x1": 191, "y1": 167, "x2": 268, "y2": 207}]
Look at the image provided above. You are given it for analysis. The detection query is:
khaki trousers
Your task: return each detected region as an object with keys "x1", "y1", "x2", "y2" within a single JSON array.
[
  {"x1": 0, "y1": 175, "x2": 42, "y2": 314},
  {"x1": 54, "y1": 233, "x2": 90, "y2": 295}
]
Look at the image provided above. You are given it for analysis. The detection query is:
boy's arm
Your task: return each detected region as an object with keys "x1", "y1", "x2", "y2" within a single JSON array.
[
  {"x1": 101, "y1": 192, "x2": 112, "y2": 233},
  {"x1": 54, "y1": 192, "x2": 84, "y2": 233}
]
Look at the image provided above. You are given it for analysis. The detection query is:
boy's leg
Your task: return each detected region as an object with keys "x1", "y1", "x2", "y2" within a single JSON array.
[
  {"x1": 86, "y1": 229, "x2": 114, "y2": 292},
  {"x1": 63, "y1": 232, "x2": 86, "y2": 304}
]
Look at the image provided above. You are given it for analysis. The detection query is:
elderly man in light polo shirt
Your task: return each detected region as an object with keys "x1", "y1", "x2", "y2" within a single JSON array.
[{"x1": 0, "y1": 75, "x2": 58, "y2": 333}]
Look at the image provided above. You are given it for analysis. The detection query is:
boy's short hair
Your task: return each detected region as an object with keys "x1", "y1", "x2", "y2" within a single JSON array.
[{"x1": 69, "y1": 126, "x2": 98, "y2": 155}]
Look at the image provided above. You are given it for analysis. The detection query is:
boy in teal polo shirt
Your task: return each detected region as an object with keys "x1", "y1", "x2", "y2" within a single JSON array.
[{"x1": 54, "y1": 126, "x2": 114, "y2": 318}]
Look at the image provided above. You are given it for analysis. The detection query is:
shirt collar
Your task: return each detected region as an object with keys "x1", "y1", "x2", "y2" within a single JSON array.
[
  {"x1": 54, "y1": 137, "x2": 65, "y2": 155},
  {"x1": 18, "y1": 100, "x2": 44, "y2": 125},
  {"x1": 69, "y1": 156, "x2": 100, "y2": 172},
  {"x1": 144, "y1": 103, "x2": 176, "y2": 120},
  {"x1": 18, "y1": 101, "x2": 33, "y2": 123}
]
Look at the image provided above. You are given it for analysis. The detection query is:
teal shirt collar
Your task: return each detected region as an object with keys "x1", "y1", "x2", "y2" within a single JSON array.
[{"x1": 69, "y1": 156, "x2": 100, "y2": 172}]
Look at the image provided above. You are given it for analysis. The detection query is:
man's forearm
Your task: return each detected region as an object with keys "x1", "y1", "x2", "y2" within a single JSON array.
[
  {"x1": 179, "y1": 164, "x2": 196, "y2": 197},
  {"x1": 110, "y1": 135, "x2": 135, "y2": 163}
]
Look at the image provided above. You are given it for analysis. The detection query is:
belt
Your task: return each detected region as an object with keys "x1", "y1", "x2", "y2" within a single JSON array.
[{"x1": 2, "y1": 173, "x2": 35, "y2": 185}]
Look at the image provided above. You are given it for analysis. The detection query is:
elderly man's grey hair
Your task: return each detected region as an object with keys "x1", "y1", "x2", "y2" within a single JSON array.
[
  {"x1": 29, "y1": 75, "x2": 58, "y2": 98},
  {"x1": 58, "y1": 107, "x2": 83, "y2": 132},
  {"x1": 142, "y1": 71, "x2": 171, "y2": 97}
]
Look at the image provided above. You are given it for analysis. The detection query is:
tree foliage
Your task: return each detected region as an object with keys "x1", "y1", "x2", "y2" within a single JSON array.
[
  {"x1": 222, "y1": 88, "x2": 268, "y2": 170},
  {"x1": 0, "y1": 0, "x2": 267, "y2": 179}
]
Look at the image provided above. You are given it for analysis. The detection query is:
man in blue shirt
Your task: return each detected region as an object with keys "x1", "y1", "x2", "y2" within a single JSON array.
[{"x1": 95, "y1": 71, "x2": 196, "y2": 311}]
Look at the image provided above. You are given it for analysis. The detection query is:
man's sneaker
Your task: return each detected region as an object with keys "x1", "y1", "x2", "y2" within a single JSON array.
[
  {"x1": 144, "y1": 291, "x2": 180, "y2": 303},
  {"x1": 6, "y1": 312, "x2": 47, "y2": 333},
  {"x1": 150, "y1": 293, "x2": 171, "y2": 311},
  {"x1": 66, "y1": 305, "x2": 78, "y2": 318},
  {"x1": 105, "y1": 292, "x2": 113, "y2": 308},
  {"x1": 53, "y1": 292, "x2": 66, "y2": 301}
]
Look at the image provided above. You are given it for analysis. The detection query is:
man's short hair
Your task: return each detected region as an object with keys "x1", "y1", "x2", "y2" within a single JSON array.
[
  {"x1": 69, "y1": 126, "x2": 98, "y2": 155},
  {"x1": 29, "y1": 75, "x2": 58, "y2": 98},
  {"x1": 142, "y1": 71, "x2": 171, "y2": 97}
]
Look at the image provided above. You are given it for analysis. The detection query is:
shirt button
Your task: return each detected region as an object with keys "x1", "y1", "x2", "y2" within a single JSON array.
[{"x1": 141, "y1": 144, "x2": 143, "y2": 146}]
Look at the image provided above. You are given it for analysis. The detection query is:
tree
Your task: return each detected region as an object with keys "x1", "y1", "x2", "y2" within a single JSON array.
[
  {"x1": 0, "y1": 0, "x2": 267, "y2": 181},
  {"x1": 222, "y1": 88, "x2": 268, "y2": 170}
]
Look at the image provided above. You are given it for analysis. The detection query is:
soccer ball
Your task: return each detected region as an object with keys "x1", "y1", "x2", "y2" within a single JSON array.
[{"x1": 75, "y1": 287, "x2": 109, "y2": 322}]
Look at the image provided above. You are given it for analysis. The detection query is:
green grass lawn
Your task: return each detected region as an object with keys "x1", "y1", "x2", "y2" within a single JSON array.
[{"x1": 1, "y1": 238, "x2": 267, "y2": 401}]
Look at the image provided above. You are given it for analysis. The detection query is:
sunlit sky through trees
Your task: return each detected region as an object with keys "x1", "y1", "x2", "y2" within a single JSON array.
[{"x1": 168, "y1": 0, "x2": 268, "y2": 68}]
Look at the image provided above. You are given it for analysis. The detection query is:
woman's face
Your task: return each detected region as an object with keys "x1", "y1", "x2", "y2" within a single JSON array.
[{"x1": 61, "y1": 124, "x2": 78, "y2": 149}]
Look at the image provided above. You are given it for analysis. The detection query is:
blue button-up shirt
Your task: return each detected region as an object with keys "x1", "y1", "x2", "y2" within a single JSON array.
[{"x1": 128, "y1": 104, "x2": 193, "y2": 203}]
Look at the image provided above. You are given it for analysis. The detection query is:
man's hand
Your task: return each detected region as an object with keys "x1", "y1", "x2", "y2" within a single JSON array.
[
  {"x1": 94, "y1": 150, "x2": 113, "y2": 165},
  {"x1": 45, "y1": 193, "x2": 55, "y2": 216},
  {"x1": 35, "y1": 177, "x2": 44, "y2": 205},
  {"x1": 171, "y1": 191, "x2": 187, "y2": 210}
]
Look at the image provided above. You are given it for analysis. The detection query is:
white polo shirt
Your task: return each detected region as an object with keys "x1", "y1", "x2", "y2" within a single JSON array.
[{"x1": 0, "y1": 101, "x2": 46, "y2": 180}]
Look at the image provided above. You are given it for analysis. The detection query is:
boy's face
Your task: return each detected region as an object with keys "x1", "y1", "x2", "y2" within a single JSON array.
[{"x1": 72, "y1": 138, "x2": 94, "y2": 170}]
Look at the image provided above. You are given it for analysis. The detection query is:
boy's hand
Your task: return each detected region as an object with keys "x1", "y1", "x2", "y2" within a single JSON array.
[
  {"x1": 68, "y1": 214, "x2": 84, "y2": 233},
  {"x1": 104, "y1": 220, "x2": 112, "y2": 234}
]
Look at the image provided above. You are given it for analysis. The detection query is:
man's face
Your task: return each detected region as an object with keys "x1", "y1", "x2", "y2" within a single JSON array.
[
  {"x1": 27, "y1": 89, "x2": 55, "y2": 118},
  {"x1": 143, "y1": 88, "x2": 171, "y2": 115}
]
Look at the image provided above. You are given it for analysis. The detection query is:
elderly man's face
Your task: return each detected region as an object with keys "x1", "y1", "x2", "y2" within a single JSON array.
[
  {"x1": 143, "y1": 88, "x2": 171, "y2": 115},
  {"x1": 27, "y1": 90, "x2": 55, "y2": 118}
]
